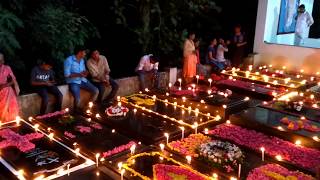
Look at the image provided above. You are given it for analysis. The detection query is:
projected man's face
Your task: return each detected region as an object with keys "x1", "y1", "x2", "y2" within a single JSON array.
[{"x1": 298, "y1": 7, "x2": 305, "y2": 13}]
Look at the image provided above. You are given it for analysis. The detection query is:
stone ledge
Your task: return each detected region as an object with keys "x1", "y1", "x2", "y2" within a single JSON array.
[{"x1": 18, "y1": 72, "x2": 170, "y2": 118}]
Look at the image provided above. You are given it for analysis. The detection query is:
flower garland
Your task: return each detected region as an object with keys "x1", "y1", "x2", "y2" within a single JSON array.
[
  {"x1": 124, "y1": 94, "x2": 155, "y2": 106},
  {"x1": 168, "y1": 134, "x2": 211, "y2": 157},
  {"x1": 105, "y1": 105, "x2": 129, "y2": 117},
  {"x1": 198, "y1": 140, "x2": 244, "y2": 172},
  {"x1": 0, "y1": 128, "x2": 44, "y2": 152},
  {"x1": 247, "y1": 164, "x2": 315, "y2": 180},
  {"x1": 280, "y1": 117, "x2": 320, "y2": 132},
  {"x1": 36, "y1": 109, "x2": 67, "y2": 119},
  {"x1": 75, "y1": 126, "x2": 92, "y2": 134},
  {"x1": 218, "y1": 79, "x2": 286, "y2": 95},
  {"x1": 208, "y1": 124, "x2": 320, "y2": 172},
  {"x1": 64, "y1": 131, "x2": 76, "y2": 139},
  {"x1": 102, "y1": 141, "x2": 136, "y2": 158},
  {"x1": 153, "y1": 164, "x2": 207, "y2": 180},
  {"x1": 90, "y1": 122, "x2": 103, "y2": 130},
  {"x1": 122, "y1": 152, "x2": 211, "y2": 180}
]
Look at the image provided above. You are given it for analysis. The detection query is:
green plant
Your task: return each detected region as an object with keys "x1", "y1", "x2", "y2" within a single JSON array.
[
  {"x1": 0, "y1": 7, "x2": 23, "y2": 56},
  {"x1": 28, "y1": 4, "x2": 99, "y2": 62}
]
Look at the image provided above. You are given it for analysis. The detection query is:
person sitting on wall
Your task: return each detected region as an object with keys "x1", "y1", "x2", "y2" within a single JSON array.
[
  {"x1": 215, "y1": 38, "x2": 231, "y2": 70},
  {"x1": 31, "y1": 59, "x2": 63, "y2": 115},
  {"x1": 135, "y1": 54, "x2": 160, "y2": 90},
  {"x1": 87, "y1": 48, "x2": 119, "y2": 105},
  {"x1": 64, "y1": 46, "x2": 99, "y2": 111}
]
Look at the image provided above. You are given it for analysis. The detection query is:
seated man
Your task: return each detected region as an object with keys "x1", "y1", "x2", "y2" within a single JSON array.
[
  {"x1": 64, "y1": 46, "x2": 99, "y2": 110},
  {"x1": 215, "y1": 38, "x2": 231, "y2": 71},
  {"x1": 31, "y1": 60, "x2": 63, "y2": 115},
  {"x1": 135, "y1": 54, "x2": 160, "y2": 90},
  {"x1": 87, "y1": 49, "x2": 119, "y2": 104}
]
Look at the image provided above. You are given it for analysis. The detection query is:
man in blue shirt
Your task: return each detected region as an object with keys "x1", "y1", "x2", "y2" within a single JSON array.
[{"x1": 64, "y1": 46, "x2": 99, "y2": 110}]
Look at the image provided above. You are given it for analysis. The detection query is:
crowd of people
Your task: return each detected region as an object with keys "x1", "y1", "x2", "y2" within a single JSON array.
[
  {"x1": 0, "y1": 46, "x2": 161, "y2": 121},
  {"x1": 182, "y1": 25, "x2": 247, "y2": 84},
  {"x1": 0, "y1": 25, "x2": 247, "y2": 121}
]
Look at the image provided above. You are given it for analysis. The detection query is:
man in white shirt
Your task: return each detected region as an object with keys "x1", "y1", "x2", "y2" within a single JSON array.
[
  {"x1": 87, "y1": 49, "x2": 119, "y2": 104},
  {"x1": 135, "y1": 54, "x2": 160, "y2": 90},
  {"x1": 294, "y1": 4, "x2": 314, "y2": 46}
]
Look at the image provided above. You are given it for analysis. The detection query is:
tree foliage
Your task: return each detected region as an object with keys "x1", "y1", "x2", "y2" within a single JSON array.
[
  {"x1": 109, "y1": 0, "x2": 221, "y2": 66},
  {"x1": 28, "y1": 4, "x2": 99, "y2": 62},
  {"x1": 0, "y1": 6, "x2": 23, "y2": 56}
]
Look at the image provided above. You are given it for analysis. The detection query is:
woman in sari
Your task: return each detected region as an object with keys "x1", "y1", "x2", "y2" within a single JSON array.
[
  {"x1": 183, "y1": 32, "x2": 198, "y2": 84},
  {"x1": 0, "y1": 52, "x2": 20, "y2": 122}
]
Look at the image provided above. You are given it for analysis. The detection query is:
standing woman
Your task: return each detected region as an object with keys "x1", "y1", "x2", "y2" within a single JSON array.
[
  {"x1": 183, "y1": 32, "x2": 197, "y2": 84},
  {"x1": 0, "y1": 52, "x2": 20, "y2": 122}
]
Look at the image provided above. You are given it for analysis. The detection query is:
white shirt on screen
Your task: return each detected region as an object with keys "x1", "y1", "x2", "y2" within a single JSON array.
[{"x1": 296, "y1": 11, "x2": 314, "y2": 38}]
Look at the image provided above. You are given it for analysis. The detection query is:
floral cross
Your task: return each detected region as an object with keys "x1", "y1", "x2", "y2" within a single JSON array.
[{"x1": 0, "y1": 129, "x2": 44, "y2": 152}]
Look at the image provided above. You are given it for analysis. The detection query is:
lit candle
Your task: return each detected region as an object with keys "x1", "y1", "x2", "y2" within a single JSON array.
[
  {"x1": 260, "y1": 147, "x2": 265, "y2": 161},
  {"x1": 249, "y1": 65, "x2": 253, "y2": 71},
  {"x1": 95, "y1": 114, "x2": 100, "y2": 118},
  {"x1": 15, "y1": 116, "x2": 21, "y2": 126},
  {"x1": 117, "y1": 162, "x2": 123, "y2": 171},
  {"x1": 204, "y1": 128, "x2": 209, "y2": 134},
  {"x1": 182, "y1": 96, "x2": 186, "y2": 102},
  {"x1": 196, "y1": 75, "x2": 200, "y2": 84},
  {"x1": 28, "y1": 117, "x2": 33, "y2": 122},
  {"x1": 186, "y1": 155, "x2": 192, "y2": 164},
  {"x1": 67, "y1": 164, "x2": 70, "y2": 176},
  {"x1": 96, "y1": 153, "x2": 100, "y2": 167},
  {"x1": 75, "y1": 148, "x2": 80, "y2": 156},
  {"x1": 193, "y1": 122, "x2": 198, "y2": 134},
  {"x1": 238, "y1": 164, "x2": 241, "y2": 178},
  {"x1": 275, "y1": 155, "x2": 282, "y2": 161},
  {"x1": 159, "y1": 143, "x2": 165, "y2": 151},
  {"x1": 120, "y1": 169, "x2": 125, "y2": 180},
  {"x1": 168, "y1": 83, "x2": 172, "y2": 88},
  {"x1": 164, "y1": 133, "x2": 169, "y2": 144},
  {"x1": 48, "y1": 133, "x2": 54, "y2": 140},
  {"x1": 88, "y1": 102, "x2": 93, "y2": 108},
  {"x1": 180, "y1": 127, "x2": 185, "y2": 139},
  {"x1": 208, "y1": 78, "x2": 212, "y2": 87},
  {"x1": 65, "y1": 108, "x2": 69, "y2": 112},
  {"x1": 130, "y1": 144, "x2": 136, "y2": 155},
  {"x1": 295, "y1": 140, "x2": 301, "y2": 146},
  {"x1": 226, "y1": 120, "x2": 231, "y2": 124},
  {"x1": 207, "y1": 90, "x2": 212, "y2": 95},
  {"x1": 34, "y1": 124, "x2": 40, "y2": 131},
  {"x1": 178, "y1": 78, "x2": 182, "y2": 88},
  {"x1": 212, "y1": 173, "x2": 218, "y2": 180},
  {"x1": 17, "y1": 169, "x2": 24, "y2": 180},
  {"x1": 117, "y1": 96, "x2": 121, "y2": 101}
]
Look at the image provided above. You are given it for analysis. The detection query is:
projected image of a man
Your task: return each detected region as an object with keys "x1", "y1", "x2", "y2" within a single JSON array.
[{"x1": 294, "y1": 4, "x2": 314, "y2": 45}]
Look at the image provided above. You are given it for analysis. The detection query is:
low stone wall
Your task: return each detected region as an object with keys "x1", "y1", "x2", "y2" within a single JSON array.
[
  {"x1": 18, "y1": 72, "x2": 169, "y2": 118},
  {"x1": 17, "y1": 66, "x2": 214, "y2": 118}
]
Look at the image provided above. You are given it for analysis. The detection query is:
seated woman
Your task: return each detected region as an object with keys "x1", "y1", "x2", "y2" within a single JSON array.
[{"x1": 0, "y1": 52, "x2": 20, "y2": 122}]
